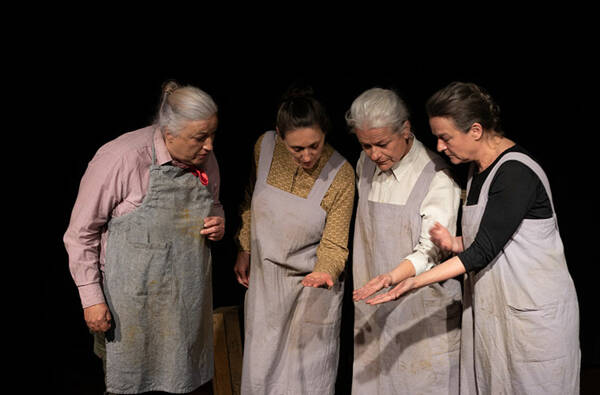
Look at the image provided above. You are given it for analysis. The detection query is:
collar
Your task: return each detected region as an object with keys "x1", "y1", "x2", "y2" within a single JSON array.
[
  {"x1": 153, "y1": 127, "x2": 174, "y2": 166},
  {"x1": 374, "y1": 137, "x2": 423, "y2": 181}
]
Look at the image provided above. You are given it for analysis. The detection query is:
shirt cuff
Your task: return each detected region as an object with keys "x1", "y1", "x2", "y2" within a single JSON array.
[
  {"x1": 404, "y1": 252, "x2": 434, "y2": 276},
  {"x1": 78, "y1": 283, "x2": 106, "y2": 309},
  {"x1": 313, "y1": 258, "x2": 345, "y2": 282}
]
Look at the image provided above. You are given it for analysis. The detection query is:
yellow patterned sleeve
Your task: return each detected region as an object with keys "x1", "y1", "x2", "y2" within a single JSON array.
[
  {"x1": 235, "y1": 134, "x2": 264, "y2": 252},
  {"x1": 314, "y1": 160, "x2": 356, "y2": 281}
]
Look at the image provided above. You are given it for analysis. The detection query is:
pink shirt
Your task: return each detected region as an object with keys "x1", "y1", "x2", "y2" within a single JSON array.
[{"x1": 64, "y1": 126, "x2": 224, "y2": 308}]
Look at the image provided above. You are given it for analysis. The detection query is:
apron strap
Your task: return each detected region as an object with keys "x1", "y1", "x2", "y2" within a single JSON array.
[{"x1": 257, "y1": 131, "x2": 277, "y2": 183}]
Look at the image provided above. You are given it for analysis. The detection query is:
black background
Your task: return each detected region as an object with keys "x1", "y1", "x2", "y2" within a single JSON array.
[{"x1": 36, "y1": 22, "x2": 598, "y2": 394}]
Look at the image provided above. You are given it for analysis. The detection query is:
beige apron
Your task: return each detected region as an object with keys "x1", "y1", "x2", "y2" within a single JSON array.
[
  {"x1": 459, "y1": 152, "x2": 580, "y2": 394},
  {"x1": 352, "y1": 153, "x2": 462, "y2": 394},
  {"x1": 241, "y1": 131, "x2": 346, "y2": 395}
]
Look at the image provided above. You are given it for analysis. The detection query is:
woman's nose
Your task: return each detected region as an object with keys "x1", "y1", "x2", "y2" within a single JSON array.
[
  {"x1": 203, "y1": 136, "x2": 213, "y2": 151},
  {"x1": 302, "y1": 150, "x2": 311, "y2": 163},
  {"x1": 436, "y1": 139, "x2": 446, "y2": 152},
  {"x1": 368, "y1": 147, "x2": 381, "y2": 161}
]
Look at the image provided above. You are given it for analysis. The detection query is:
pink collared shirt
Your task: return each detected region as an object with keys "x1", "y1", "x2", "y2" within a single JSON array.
[{"x1": 64, "y1": 126, "x2": 224, "y2": 308}]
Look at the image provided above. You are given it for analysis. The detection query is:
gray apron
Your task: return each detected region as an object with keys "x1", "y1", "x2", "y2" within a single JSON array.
[
  {"x1": 352, "y1": 153, "x2": 462, "y2": 394},
  {"x1": 103, "y1": 143, "x2": 215, "y2": 394},
  {"x1": 241, "y1": 131, "x2": 346, "y2": 395},
  {"x1": 459, "y1": 152, "x2": 580, "y2": 394}
]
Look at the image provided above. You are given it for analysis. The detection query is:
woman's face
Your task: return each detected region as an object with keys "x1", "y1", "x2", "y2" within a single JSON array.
[
  {"x1": 281, "y1": 126, "x2": 326, "y2": 170},
  {"x1": 355, "y1": 122, "x2": 412, "y2": 171},
  {"x1": 429, "y1": 116, "x2": 475, "y2": 164},
  {"x1": 165, "y1": 114, "x2": 218, "y2": 167}
]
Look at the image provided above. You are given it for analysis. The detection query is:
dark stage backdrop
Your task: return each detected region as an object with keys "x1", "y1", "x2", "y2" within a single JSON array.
[{"x1": 42, "y1": 48, "x2": 597, "y2": 393}]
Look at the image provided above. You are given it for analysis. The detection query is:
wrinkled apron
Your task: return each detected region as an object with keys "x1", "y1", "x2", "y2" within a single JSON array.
[
  {"x1": 241, "y1": 131, "x2": 346, "y2": 395},
  {"x1": 103, "y1": 144, "x2": 214, "y2": 394},
  {"x1": 459, "y1": 152, "x2": 580, "y2": 394},
  {"x1": 353, "y1": 155, "x2": 462, "y2": 394}
]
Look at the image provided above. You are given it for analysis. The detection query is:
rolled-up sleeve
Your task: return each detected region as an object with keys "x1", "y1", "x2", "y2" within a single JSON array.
[
  {"x1": 405, "y1": 169, "x2": 461, "y2": 275},
  {"x1": 63, "y1": 151, "x2": 125, "y2": 308}
]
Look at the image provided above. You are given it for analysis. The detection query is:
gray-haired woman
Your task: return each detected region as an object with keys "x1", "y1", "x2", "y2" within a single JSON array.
[
  {"x1": 358, "y1": 82, "x2": 581, "y2": 394},
  {"x1": 64, "y1": 81, "x2": 224, "y2": 394},
  {"x1": 349, "y1": 88, "x2": 462, "y2": 394}
]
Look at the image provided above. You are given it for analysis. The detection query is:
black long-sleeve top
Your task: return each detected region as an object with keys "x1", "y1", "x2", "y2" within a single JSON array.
[{"x1": 458, "y1": 145, "x2": 553, "y2": 272}]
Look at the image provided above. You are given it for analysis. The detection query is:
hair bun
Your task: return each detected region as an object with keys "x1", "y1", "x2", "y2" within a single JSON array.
[{"x1": 162, "y1": 80, "x2": 180, "y2": 97}]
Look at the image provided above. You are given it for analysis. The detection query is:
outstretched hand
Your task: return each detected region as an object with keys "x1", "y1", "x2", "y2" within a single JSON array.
[
  {"x1": 364, "y1": 277, "x2": 417, "y2": 305},
  {"x1": 302, "y1": 272, "x2": 334, "y2": 289},
  {"x1": 353, "y1": 273, "x2": 393, "y2": 302}
]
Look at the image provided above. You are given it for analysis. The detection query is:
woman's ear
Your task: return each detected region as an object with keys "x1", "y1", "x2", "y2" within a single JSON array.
[
  {"x1": 469, "y1": 122, "x2": 483, "y2": 140},
  {"x1": 401, "y1": 120, "x2": 412, "y2": 138}
]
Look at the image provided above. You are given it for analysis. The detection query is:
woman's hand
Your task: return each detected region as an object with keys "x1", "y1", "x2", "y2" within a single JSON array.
[
  {"x1": 429, "y1": 221, "x2": 461, "y2": 253},
  {"x1": 302, "y1": 272, "x2": 334, "y2": 289},
  {"x1": 201, "y1": 216, "x2": 225, "y2": 241},
  {"x1": 84, "y1": 303, "x2": 112, "y2": 332},
  {"x1": 353, "y1": 273, "x2": 393, "y2": 302},
  {"x1": 364, "y1": 277, "x2": 417, "y2": 305},
  {"x1": 234, "y1": 251, "x2": 251, "y2": 288}
]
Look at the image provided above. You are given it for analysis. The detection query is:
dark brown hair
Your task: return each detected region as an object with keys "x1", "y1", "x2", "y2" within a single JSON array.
[
  {"x1": 426, "y1": 82, "x2": 503, "y2": 135},
  {"x1": 276, "y1": 86, "x2": 331, "y2": 137}
]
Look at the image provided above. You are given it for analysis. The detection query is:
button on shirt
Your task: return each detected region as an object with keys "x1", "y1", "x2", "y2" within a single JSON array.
[
  {"x1": 64, "y1": 126, "x2": 224, "y2": 308},
  {"x1": 356, "y1": 138, "x2": 461, "y2": 275}
]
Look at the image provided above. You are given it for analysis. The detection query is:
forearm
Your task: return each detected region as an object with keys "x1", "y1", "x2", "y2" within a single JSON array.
[
  {"x1": 314, "y1": 243, "x2": 348, "y2": 281},
  {"x1": 388, "y1": 259, "x2": 417, "y2": 284},
  {"x1": 64, "y1": 230, "x2": 106, "y2": 308},
  {"x1": 412, "y1": 255, "x2": 466, "y2": 289}
]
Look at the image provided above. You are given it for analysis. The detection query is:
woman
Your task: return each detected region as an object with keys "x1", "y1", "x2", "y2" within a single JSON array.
[
  {"x1": 349, "y1": 88, "x2": 462, "y2": 394},
  {"x1": 357, "y1": 82, "x2": 580, "y2": 394},
  {"x1": 234, "y1": 88, "x2": 355, "y2": 395},
  {"x1": 64, "y1": 81, "x2": 224, "y2": 394}
]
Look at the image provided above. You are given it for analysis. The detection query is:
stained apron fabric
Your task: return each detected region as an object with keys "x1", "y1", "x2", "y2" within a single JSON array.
[
  {"x1": 352, "y1": 154, "x2": 462, "y2": 395},
  {"x1": 103, "y1": 145, "x2": 214, "y2": 394},
  {"x1": 459, "y1": 152, "x2": 580, "y2": 395},
  {"x1": 241, "y1": 131, "x2": 346, "y2": 395}
]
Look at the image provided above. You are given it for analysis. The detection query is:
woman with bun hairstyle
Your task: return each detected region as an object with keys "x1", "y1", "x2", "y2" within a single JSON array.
[
  {"x1": 355, "y1": 82, "x2": 580, "y2": 394},
  {"x1": 234, "y1": 87, "x2": 355, "y2": 395},
  {"x1": 64, "y1": 81, "x2": 224, "y2": 394}
]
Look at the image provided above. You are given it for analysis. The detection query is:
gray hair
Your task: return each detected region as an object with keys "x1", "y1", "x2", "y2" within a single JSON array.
[
  {"x1": 345, "y1": 88, "x2": 410, "y2": 133},
  {"x1": 155, "y1": 81, "x2": 218, "y2": 136}
]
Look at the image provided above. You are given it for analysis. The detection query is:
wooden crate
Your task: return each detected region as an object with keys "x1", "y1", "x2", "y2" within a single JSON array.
[{"x1": 212, "y1": 306, "x2": 243, "y2": 395}]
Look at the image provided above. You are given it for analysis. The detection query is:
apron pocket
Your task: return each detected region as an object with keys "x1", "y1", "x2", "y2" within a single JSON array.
[
  {"x1": 507, "y1": 302, "x2": 564, "y2": 362},
  {"x1": 124, "y1": 241, "x2": 173, "y2": 297}
]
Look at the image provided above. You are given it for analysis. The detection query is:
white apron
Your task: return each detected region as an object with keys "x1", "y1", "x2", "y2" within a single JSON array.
[
  {"x1": 241, "y1": 131, "x2": 347, "y2": 395},
  {"x1": 352, "y1": 154, "x2": 462, "y2": 394},
  {"x1": 459, "y1": 152, "x2": 580, "y2": 394}
]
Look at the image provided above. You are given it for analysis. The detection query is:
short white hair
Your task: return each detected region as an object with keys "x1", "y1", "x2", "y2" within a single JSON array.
[
  {"x1": 345, "y1": 88, "x2": 409, "y2": 133},
  {"x1": 155, "y1": 81, "x2": 218, "y2": 136}
]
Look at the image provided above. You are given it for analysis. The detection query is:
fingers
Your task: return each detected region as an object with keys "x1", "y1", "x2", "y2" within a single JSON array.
[
  {"x1": 352, "y1": 274, "x2": 392, "y2": 301},
  {"x1": 301, "y1": 272, "x2": 333, "y2": 289},
  {"x1": 234, "y1": 252, "x2": 250, "y2": 288},
  {"x1": 200, "y1": 216, "x2": 225, "y2": 240},
  {"x1": 84, "y1": 303, "x2": 112, "y2": 332},
  {"x1": 365, "y1": 278, "x2": 415, "y2": 305},
  {"x1": 429, "y1": 222, "x2": 452, "y2": 251},
  {"x1": 234, "y1": 267, "x2": 249, "y2": 288}
]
